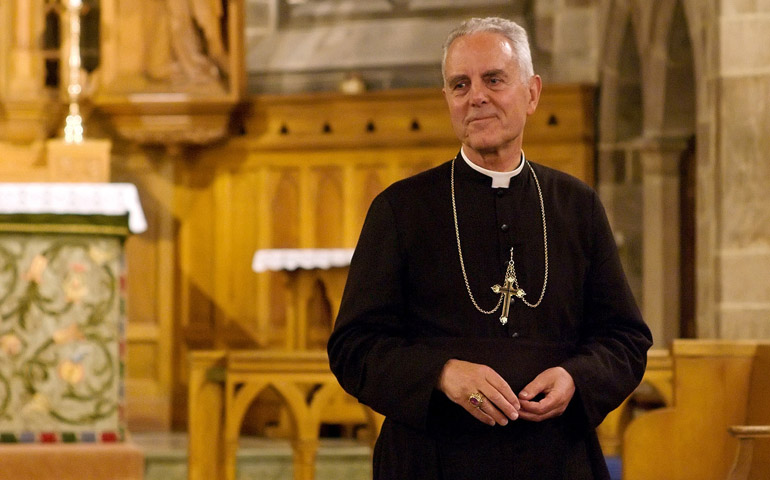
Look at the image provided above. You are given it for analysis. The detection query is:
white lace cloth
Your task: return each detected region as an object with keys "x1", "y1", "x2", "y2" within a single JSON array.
[
  {"x1": 252, "y1": 248, "x2": 355, "y2": 272},
  {"x1": 0, "y1": 183, "x2": 147, "y2": 234}
]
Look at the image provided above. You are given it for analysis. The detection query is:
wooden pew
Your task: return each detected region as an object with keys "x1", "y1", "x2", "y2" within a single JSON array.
[
  {"x1": 623, "y1": 340, "x2": 770, "y2": 480},
  {"x1": 727, "y1": 426, "x2": 770, "y2": 480},
  {"x1": 596, "y1": 348, "x2": 673, "y2": 455}
]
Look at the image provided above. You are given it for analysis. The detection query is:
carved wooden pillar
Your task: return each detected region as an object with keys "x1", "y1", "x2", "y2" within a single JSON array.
[
  {"x1": 292, "y1": 438, "x2": 321, "y2": 480},
  {"x1": 8, "y1": 0, "x2": 44, "y2": 97},
  {"x1": 2, "y1": 0, "x2": 62, "y2": 142},
  {"x1": 188, "y1": 350, "x2": 227, "y2": 480}
]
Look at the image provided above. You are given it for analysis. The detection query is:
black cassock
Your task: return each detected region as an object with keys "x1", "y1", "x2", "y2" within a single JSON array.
[{"x1": 328, "y1": 153, "x2": 652, "y2": 480}]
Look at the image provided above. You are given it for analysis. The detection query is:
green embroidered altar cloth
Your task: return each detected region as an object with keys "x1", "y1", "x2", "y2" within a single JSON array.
[{"x1": 0, "y1": 183, "x2": 145, "y2": 443}]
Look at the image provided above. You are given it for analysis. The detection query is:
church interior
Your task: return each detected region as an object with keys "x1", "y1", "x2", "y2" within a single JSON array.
[{"x1": 1, "y1": 0, "x2": 769, "y2": 479}]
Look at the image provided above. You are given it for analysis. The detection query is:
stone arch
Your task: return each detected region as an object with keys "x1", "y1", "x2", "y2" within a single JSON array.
[
  {"x1": 598, "y1": 0, "x2": 699, "y2": 347},
  {"x1": 638, "y1": 0, "x2": 696, "y2": 347},
  {"x1": 597, "y1": 3, "x2": 645, "y2": 306}
]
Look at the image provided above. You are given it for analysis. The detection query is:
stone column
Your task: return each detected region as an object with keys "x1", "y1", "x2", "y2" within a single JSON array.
[
  {"x1": 550, "y1": 0, "x2": 600, "y2": 83},
  {"x1": 641, "y1": 139, "x2": 685, "y2": 347},
  {"x1": 712, "y1": 2, "x2": 770, "y2": 339}
]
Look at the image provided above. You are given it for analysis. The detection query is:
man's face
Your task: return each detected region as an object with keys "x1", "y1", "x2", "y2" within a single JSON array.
[{"x1": 442, "y1": 32, "x2": 541, "y2": 159}]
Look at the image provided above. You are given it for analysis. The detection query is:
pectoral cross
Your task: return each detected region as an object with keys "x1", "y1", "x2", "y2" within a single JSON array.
[{"x1": 491, "y1": 276, "x2": 525, "y2": 325}]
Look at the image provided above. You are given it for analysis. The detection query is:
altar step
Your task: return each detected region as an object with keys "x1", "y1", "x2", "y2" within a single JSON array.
[
  {"x1": 133, "y1": 432, "x2": 372, "y2": 480},
  {"x1": 134, "y1": 432, "x2": 622, "y2": 480}
]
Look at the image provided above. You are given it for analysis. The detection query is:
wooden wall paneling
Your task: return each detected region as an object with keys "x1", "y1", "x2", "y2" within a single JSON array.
[
  {"x1": 271, "y1": 166, "x2": 300, "y2": 349},
  {"x1": 213, "y1": 170, "x2": 233, "y2": 344},
  {"x1": 525, "y1": 142, "x2": 595, "y2": 185},
  {"x1": 270, "y1": 167, "x2": 301, "y2": 248},
  {"x1": 111, "y1": 148, "x2": 177, "y2": 431},
  {"x1": 305, "y1": 277, "x2": 333, "y2": 350},
  {"x1": 254, "y1": 166, "x2": 273, "y2": 347},
  {"x1": 227, "y1": 168, "x2": 263, "y2": 346},
  {"x1": 0, "y1": 142, "x2": 48, "y2": 180},
  {"x1": 313, "y1": 166, "x2": 344, "y2": 248},
  {"x1": 298, "y1": 166, "x2": 314, "y2": 248},
  {"x1": 342, "y1": 164, "x2": 358, "y2": 245},
  {"x1": 215, "y1": 169, "x2": 260, "y2": 348},
  {"x1": 357, "y1": 164, "x2": 387, "y2": 239},
  {"x1": 0, "y1": 0, "x2": 8, "y2": 96},
  {"x1": 179, "y1": 162, "x2": 218, "y2": 347}
]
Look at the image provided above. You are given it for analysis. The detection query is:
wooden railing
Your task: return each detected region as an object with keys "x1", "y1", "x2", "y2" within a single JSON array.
[{"x1": 188, "y1": 350, "x2": 383, "y2": 480}]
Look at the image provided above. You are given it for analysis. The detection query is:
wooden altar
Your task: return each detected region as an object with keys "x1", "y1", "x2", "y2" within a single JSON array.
[{"x1": 0, "y1": 183, "x2": 146, "y2": 479}]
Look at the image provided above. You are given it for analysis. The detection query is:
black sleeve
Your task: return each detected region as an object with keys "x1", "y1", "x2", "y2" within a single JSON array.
[
  {"x1": 560, "y1": 191, "x2": 653, "y2": 428},
  {"x1": 327, "y1": 193, "x2": 454, "y2": 431}
]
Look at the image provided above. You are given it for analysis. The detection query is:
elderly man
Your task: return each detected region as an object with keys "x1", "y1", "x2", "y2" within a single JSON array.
[{"x1": 328, "y1": 17, "x2": 652, "y2": 480}]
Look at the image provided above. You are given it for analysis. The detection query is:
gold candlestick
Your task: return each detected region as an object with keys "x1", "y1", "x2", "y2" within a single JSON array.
[{"x1": 63, "y1": 0, "x2": 84, "y2": 144}]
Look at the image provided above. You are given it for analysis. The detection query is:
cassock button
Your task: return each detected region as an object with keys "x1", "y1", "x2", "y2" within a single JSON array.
[
  {"x1": 501, "y1": 224, "x2": 510, "y2": 232},
  {"x1": 496, "y1": 189, "x2": 505, "y2": 197},
  {"x1": 511, "y1": 332, "x2": 519, "y2": 338}
]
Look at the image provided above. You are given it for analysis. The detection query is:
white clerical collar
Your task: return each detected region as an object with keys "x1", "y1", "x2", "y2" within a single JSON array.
[{"x1": 461, "y1": 148, "x2": 526, "y2": 188}]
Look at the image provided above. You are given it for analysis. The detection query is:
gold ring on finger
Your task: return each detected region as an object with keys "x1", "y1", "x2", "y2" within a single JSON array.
[{"x1": 468, "y1": 392, "x2": 485, "y2": 408}]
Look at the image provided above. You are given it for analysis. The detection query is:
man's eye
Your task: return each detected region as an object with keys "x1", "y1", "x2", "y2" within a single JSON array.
[
  {"x1": 489, "y1": 78, "x2": 501, "y2": 85},
  {"x1": 453, "y1": 82, "x2": 467, "y2": 90}
]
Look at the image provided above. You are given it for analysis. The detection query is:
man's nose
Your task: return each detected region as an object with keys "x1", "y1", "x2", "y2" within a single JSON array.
[{"x1": 469, "y1": 82, "x2": 489, "y2": 106}]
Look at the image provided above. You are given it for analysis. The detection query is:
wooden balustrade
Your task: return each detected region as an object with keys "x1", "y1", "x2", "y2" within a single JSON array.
[{"x1": 188, "y1": 350, "x2": 383, "y2": 480}]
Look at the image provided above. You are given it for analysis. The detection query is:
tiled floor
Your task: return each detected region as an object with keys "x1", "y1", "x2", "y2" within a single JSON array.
[
  {"x1": 132, "y1": 432, "x2": 372, "y2": 480},
  {"x1": 134, "y1": 433, "x2": 624, "y2": 480}
]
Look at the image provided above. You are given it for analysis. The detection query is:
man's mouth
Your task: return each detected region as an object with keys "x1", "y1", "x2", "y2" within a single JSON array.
[{"x1": 467, "y1": 115, "x2": 495, "y2": 124}]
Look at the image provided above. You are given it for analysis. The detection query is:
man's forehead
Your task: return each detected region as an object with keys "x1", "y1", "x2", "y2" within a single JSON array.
[
  {"x1": 448, "y1": 32, "x2": 514, "y2": 56},
  {"x1": 445, "y1": 32, "x2": 517, "y2": 74}
]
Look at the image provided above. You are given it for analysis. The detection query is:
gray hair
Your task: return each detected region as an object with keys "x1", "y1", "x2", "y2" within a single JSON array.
[{"x1": 442, "y1": 17, "x2": 535, "y2": 82}]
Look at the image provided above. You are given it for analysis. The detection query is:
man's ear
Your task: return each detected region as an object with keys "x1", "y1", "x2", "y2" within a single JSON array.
[{"x1": 527, "y1": 75, "x2": 542, "y2": 115}]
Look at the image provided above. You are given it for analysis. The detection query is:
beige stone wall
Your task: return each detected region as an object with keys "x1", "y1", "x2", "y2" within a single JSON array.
[
  {"x1": 595, "y1": 0, "x2": 770, "y2": 344},
  {"x1": 533, "y1": 0, "x2": 603, "y2": 83},
  {"x1": 715, "y1": 2, "x2": 770, "y2": 338}
]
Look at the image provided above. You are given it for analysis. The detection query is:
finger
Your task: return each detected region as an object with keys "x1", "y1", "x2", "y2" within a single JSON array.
[
  {"x1": 467, "y1": 401, "x2": 497, "y2": 426},
  {"x1": 520, "y1": 394, "x2": 558, "y2": 415},
  {"x1": 518, "y1": 376, "x2": 547, "y2": 402},
  {"x1": 481, "y1": 369, "x2": 521, "y2": 420},
  {"x1": 478, "y1": 398, "x2": 511, "y2": 425},
  {"x1": 466, "y1": 395, "x2": 510, "y2": 426},
  {"x1": 480, "y1": 387, "x2": 519, "y2": 421},
  {"x1": 518, "y1": 396, "x2": 567, "y2": 421},
  {"x1": 482, "y1": 371, "x2": 520, "y2": 418},
  {"x1": 517, "y1": 408, "x2": 560, "y2": 422}
]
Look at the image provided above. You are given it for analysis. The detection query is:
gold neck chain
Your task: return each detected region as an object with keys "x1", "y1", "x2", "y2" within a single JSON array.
[{"x1": 451, "y1": 158, "x2": 549, "y2": 322}]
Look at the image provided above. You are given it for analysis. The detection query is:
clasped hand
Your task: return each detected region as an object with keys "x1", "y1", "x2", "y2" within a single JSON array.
[{"x1": 436, "y1": 359, "x2": 575, "y2": 426}]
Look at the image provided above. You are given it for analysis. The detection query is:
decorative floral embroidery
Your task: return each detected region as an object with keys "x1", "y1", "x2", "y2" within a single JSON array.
[
  {"x1": 88, "y1": 245, "x2": 115, "y2": 266},
  {"x1": 53, "y1": 324, "x2": 85, "y2": 344},
  {"x1": 0, "y1": 334, "x2": 22, "y2": 357},
  {"x1": 24, "y1": 255, "x2": 48, "y2": 284},
  {"x1": 57, "y1": 359, "x2": 86, "y2": 385},
  {"x1": 0, "y1": 235, "x2": 124, "y2": 439},
  {"x1": 64, "y1": 272, "x2": 88, "y2": 304}
]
